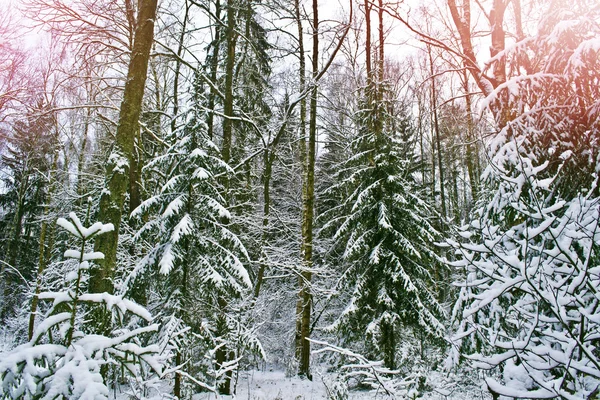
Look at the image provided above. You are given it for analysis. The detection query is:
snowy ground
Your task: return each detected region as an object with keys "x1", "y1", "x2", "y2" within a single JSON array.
[{"x1": 192, "y1": 370, "x2": 491, "y2": 400}]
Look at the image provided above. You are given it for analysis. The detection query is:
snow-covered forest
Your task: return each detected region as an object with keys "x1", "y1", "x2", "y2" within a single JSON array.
[{"x1": 1, "y1": 0, "x2": 599, "y2": 398}]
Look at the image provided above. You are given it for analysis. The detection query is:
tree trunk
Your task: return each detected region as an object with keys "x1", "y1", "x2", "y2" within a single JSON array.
[
  {"x1": 207, "y1": 0, "x2": 221, "y2": 141},
  {"x1": 377, "y1": 0, "x2": 384, "y2": 88},
  {"x1": 128, "y1": 125, "x2": 143, "y2": 213},
  {"x1": 172, "y1": 0, "x2": 189, "y2": 134},
  {"x1": 462, "y1": 68, "x2": 479, "y2": 203},
  {"x1": 91, "y1": 0, "x2": 158, "y2": 296},
  {"x1": 216, "y1": 296, "x2": 233, "y2": 395},
  {"x1": 76, "y1": 105, "x2": 91, "y2": 205},
  {"x1": 222, "y1": 0, "x2": 237, "y2": 164},
  {"x1": 373, "y1": 0, "x2": 384, "y2": 138},
  {"x1": 253, "y1": 148, "x2": 272, "y2": 299},
  {"x1": 489, "y1": 0, "x2": 507, "y2": 85},
  {"x1": 447, "y1": 0, "x2": 509, "y2": 126},
  {"x1": 174, "y1": 351, "x2": 182, "y2": 399},
  {"x1": 381, "y1": 320, "x2": 396, "y2": 370},
  {"x1": 427, "y1": 45, "x2": 447, "y2": 219},
  {"x1": 294, "y1": 0, "x2": 307, "y2": 366},
  {"x1": 296, "y1": 0, "x2": 318, "y2": 379},
  {"x1": 364, "y1": 0, "x2": 372, "y2": 82}
]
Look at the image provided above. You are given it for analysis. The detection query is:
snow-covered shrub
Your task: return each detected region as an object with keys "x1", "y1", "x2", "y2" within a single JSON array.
[
  {"x1": 447, "y1": 2, "x2": 600, "y2": 398},
  {"x1": 312, "y1": 339, "x2": 416, "y2": 398},
  {"x1": 448, "y1": 174, "x2": 600, "y2": 398},
  {"x1": 0, "y1": 213, "x2": 162, "y2": 399},
  {"x1": 322, "y1": 374, "x2": 349, "y2": 400}
]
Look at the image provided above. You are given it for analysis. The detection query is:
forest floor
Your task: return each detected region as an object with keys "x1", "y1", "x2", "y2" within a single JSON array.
[{"x1": 192, "y1": 369, "x2": 492, "y2": 400}]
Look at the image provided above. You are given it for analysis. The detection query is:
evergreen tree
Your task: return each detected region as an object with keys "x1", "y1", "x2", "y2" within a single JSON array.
[
  {"x1": 320, "y1": 87, "x2": 445, "y2": 369},
  {"x1": 0, "y1": 212, "x2": 162, "y2": 399},
  {"x1": 0, "y1": 101, "x2": 59, "y2": 321},
  {"x1": 131, "y1": 86, "x2": 254, "y2": 396}
]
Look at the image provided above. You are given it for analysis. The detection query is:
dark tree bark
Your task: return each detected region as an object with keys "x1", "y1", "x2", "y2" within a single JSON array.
[
  {"x1": 207, "y1": 0, "x2": 222, "y2": 141},
  {"x1": 172, "y1": 0, "x2": 190, "y2": 135},
  {"x1": 91, "y1": 0, "x2": 158, "y2": 296},
  {"x1": 221, "y1": 0, "x2": 237, "y2": 164},
  {"x1": 364, "y1": 0, "x2": 372, "y2": 81},
  {"x1": 461, "y1": 67, "x2": 479, "y2": 202},
  {"x1": 296, "y1": 0, "x2": 319, "y2": 380},
  {"x1": 427, "y1": 45, "x2": 447, "y2": 219},
  {"x1": 294, "y1": 0, "x2": 307, "y2": 363}
]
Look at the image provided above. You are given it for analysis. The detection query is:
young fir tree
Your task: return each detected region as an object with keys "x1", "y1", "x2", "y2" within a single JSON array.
[
  {"x1": 0, "y1": 212, "x2": 161, "y2": 399},
  {"x1": 131, "y1": 81, "x2": 254, "y2": 396},
  {"x1": 320, "y1": 85, "x2": 446, "y2": 370}
]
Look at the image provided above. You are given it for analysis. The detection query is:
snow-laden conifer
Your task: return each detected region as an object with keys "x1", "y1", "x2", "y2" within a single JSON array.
[
  {"x1": 320, "y1": 88, "x2": 446, "y2": 370},
  {"x1": 0, "y1": 212, "x2": 161, "y2": 399},
  {"x1": 131, "y1": 93, "x2": 257, "y2": 395}
]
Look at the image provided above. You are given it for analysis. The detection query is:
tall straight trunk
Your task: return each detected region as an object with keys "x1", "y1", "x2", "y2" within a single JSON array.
[
  {"x1": 172, "y1": 0, "x2": 190, "y2": 134},
  {"x1": 462, "y1": 68, "x2": 479, "y2": 202},
  {"x1": 364, "y1": 0, "x2": 372, "y2": 82},
  {"x1": 253, "y1": 149, "x2": 272, "y2": 299},
  {"x1": 216, "y1": 296, "x2": 234, "y2": 394},
  {"x1": 417, "y1": 93, "x2": 427, "y2": 190},
  {"x1": 452, "y1": 169, "x2": 460, "y2": 220},
  {"x1": 374, "y1": 0, "x2": 384, "y2": 137},
  {"x1": 431, "y1": 120, "x2": 436, "y2": 201},
  {"x1": 129, "y1": 125, "x2": 143, "y2": 213},
  {"x1": 363, "y1": 0, "x2": 375, "y2": 166},
  {"x1": 489, "y1": 0, "x2": 507, "y2": 85},
  {"x1": 381, "y1": 320, "x2": 396, "y2": 369},
  {"x1": 427, "y1": 45, "x2": 446, "y2": 219},
  {"x1": 174, "y1": 228, "x2": 191, "y2": 399},
  {"x1": 377, "y1": 0, "x2": 384, "y2": 87},
  {"x1": 207, "y1": 0, "x2": 221, "y2": 141},
  {"x1": 173, "y1": 351, "x2": 182, "y2": 398},
  {"x1": 216, "y1": 1, "x2": 237, "y2": 394},
  {"x1": 91, "y1": 0, "x2": 158, "y2": 296},
  {"x1": 294, "y1": 0, "x2": 307, "y2": 362},
  {"x1": 76, "y1": 105, "x2": 91, "y2": 204},
  {"x1": 222, "y1": 0, "x2": 237, "y2": 164},
  {"x1": 297, "y1": 0, "x2": 318, "y2": 379}
]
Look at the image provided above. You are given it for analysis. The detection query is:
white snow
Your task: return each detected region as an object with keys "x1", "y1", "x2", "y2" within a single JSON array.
[{"x1": 188, "y1": 369, "x2": 490, "y2": 400}]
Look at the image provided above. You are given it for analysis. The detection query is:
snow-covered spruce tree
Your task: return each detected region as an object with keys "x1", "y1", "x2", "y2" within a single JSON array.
[
  {"x1": 320, "y1": 84, "x2": 446, "y2": 370},
  {"x1": 0, "y1": 212, "x2": 161, "y2": 399},
  {"x1": 131, "y1": 87, "x2": 255, "y2": 396},
  {"x1": 447, "y1": 2, "x2": 600, "y2": 398},
  {"x1": 0, "y1": 102, "x2": 59, "y2": 322}
]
